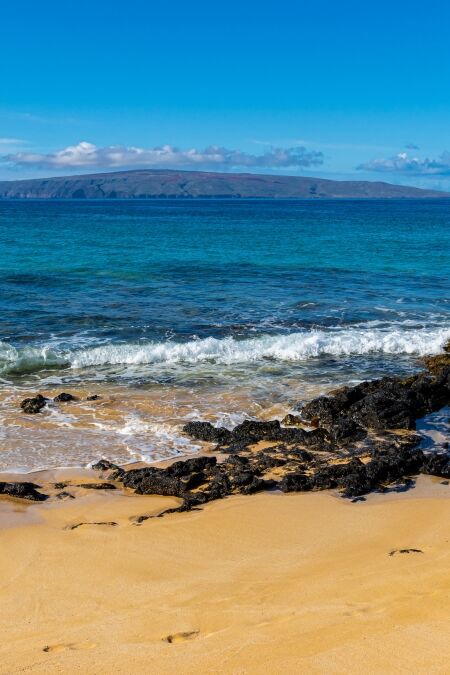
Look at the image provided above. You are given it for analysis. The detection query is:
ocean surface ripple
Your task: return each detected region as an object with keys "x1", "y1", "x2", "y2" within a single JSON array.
[{"x1": 0, "y1": 199, "x2": 449, "y2": 470}]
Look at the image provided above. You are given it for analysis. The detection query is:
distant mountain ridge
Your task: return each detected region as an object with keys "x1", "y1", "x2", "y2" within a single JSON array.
[{"x1": 0, "y1": 169, "x2": 447, "y2": 199}]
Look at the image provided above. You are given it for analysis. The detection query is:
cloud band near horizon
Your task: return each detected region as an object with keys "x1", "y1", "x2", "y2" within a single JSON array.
[
  {"x1": 358, "y1": 151, "x2": 450, "y2": 175},
  {"x1": 2, "y1": 141, "x2": 324, "y2": 171}
]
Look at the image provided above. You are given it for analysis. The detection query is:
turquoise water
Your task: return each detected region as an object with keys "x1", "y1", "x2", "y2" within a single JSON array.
[{"x1": 0, "y1": 199, "x2": 449, "y2": 470}]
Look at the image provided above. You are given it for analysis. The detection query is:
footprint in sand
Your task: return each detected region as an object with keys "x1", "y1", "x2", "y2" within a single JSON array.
[
  {"x1": 342, "y1": 602, "x2": 373, "y2": 617},
  {"x1": 163, "y1": 631, "x2": 199, "y2": 644},
  {"x1": 389, "y1": 548, "x2": 424, "y2": 556},
  {"x1": 43, "y1": 642, "x2": 96, "y2": 653},
  {"x1": 65, "y1": 521, "x2": 118, "y2": 530}
]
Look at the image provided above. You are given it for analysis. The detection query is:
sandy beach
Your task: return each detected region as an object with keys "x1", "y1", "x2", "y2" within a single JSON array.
[{"x1": 1, "y1": 475, "x2": 450, "y2": 674}]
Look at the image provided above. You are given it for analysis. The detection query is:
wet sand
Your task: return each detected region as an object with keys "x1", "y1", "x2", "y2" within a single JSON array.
[
  {"x1": 1, "y1": 475, "x2": 450, "y2": 674},
  {"x1": 0, "y1": 383, "x2": 294, "y2": 472}
]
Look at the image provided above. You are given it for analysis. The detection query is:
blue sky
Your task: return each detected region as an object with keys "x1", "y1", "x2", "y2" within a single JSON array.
[{"x1": 1, "y1": 0, "x2": 450, "y2": 189}]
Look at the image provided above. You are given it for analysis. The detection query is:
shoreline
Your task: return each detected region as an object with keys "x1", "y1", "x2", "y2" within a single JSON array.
[{"x1": 1, "y1": 344, "x2": 449, "y2": 505}]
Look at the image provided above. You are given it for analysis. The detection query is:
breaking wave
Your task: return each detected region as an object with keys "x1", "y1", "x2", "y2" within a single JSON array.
[{"x1": 1, "y1": 325, "x2": 450, "y2": 376}]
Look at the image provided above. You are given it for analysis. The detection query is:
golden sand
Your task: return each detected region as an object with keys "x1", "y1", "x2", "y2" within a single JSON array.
[{"x1": 1, "y1": 475, "x2": 450, "y2": 674}]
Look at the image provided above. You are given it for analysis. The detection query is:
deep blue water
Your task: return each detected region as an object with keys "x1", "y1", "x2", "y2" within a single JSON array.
[
  {"x1": 1, "y1": 199, "x2": 449, "y2": 361},
  {"x1": 0, "y1": 199, "x2": 449, "y2": 470}
]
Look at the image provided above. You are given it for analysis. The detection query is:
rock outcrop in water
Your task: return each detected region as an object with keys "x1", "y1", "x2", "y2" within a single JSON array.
[
  {"x1": 20, "y1": 391, "x2": 92, "y2": 413},
  {"x1": 7, "y1": 344, "x2": 450, "y2": 508},
  {"x1": 94, "y1": 345, "x2": 449, "y2": 510},
  {"x1": 20, "y1": 394, "x2": 47, "y2": 414},
  {"x1": 300, "y1": 371, "x2": 450, "y2": 439},
  {"x1": 53, "y1": 392, "x2": 78, "y2": 403}
]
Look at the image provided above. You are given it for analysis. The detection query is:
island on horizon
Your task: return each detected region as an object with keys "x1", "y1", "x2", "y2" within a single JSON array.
[{"x1": 0, "y1": 168, "x2": 448, "y2": 200}]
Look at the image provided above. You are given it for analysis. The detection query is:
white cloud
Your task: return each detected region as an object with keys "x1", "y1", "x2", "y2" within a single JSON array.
[
  {"x1": 2, "y1": 141, "x2": 324, "y2": 171},
  {"x1": 357, "y1": 151, "x2": 450, "y2": 175},
  {"x1": 0, "y1": 137, "x2": 25, "y2": 145}
]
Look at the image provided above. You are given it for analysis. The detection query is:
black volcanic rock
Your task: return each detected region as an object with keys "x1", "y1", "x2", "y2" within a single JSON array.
[
  {"x1": 91, "y1": 459, "x2": 121, "y2": 471},
  {"x1": 182, "y1": 421, "x2": 233, "y2": 444},
  {"x1": 280, "y1": 448, "x2": 425, "y2": 498},
  {"x1": 122, "y1": 456, "x2": 217, "y2": 497},
  {"x1": 88, "y1": 345, "x2": 450, "y2": 511},
  {"x1": 300, "y1": 373, "x2": 449, "y2": 440},
  {"x1": 76, "y1": 483, "x2": 117, "y2": 490},
  {"x1": 0, "y1": 169, "x2": 448, "y2": 200},
  {"x1": 421, "y1": 453, "x2": 450, "y2": 478},
  {"x1": 54, "y1": 392, "x2": 78, "y2": 403},
  {"x1": 0, "y1": 482, "x2": 48, "y2": 501},
  {"x1": 183, "y1": 418, "x2": 331, "y2": 450},
  {"x1": 20, "y1": 394, "x2": 47, "y2": 414},
  {"x1": 231, "y1": 420, "x2": 283, "y2": 442}
]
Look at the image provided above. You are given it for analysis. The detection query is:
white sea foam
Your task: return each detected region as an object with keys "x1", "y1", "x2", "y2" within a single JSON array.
[
  {"x1": 1, "y1": 325, "x2": 450, "y2": 375},
  {"x1": 114, "y1": 416, "x2": 201, "y2": 463},
  {"x1": 70, "y1": 328, "x2": 450, "y2": 367}
]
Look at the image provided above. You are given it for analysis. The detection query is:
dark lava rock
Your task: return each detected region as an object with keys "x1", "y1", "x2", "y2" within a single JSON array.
[
  {"x1": 337, "y1": 448, "x2": 424, "y2": 498},
  {"x1": 421, "y1": 453, "x2": 450, "y2": 478},
  {"x1": 20, "y1": 394, "x2": 47, "y2": 414},
  {"x1": 91, "y1": 459, "x2": 121, "y2": 471},
  {"x1": 122, "y1": 456, "x2": 217, "y2": 497},
  {"x1": 252, "y1": 451, "x2": 287, "y2": 471},
  {"x1": 229, "y1": 470, "x2": 257, "y2": 489},
  {"x1": 293, "y1": 427, "x2": 332, "y2": 448},
  {"x1": 182, "y1": 421, "x2": 233, "y2": 445},
  {"x1": 301, "y1": 373, "x2": 450, "y2": 441},
  {"x1": 164, "y1": 457, "x2": 217, "y2": 477},
  {"x1": 240, "y1": 477, "x2": 276, "y2": 494},
  {"x1": 281, "y1": 413, "x2": 303, "y2": 426},
  {"x1": 330, "y1": 418, "x2": 367, "y2": 444},
  {"x1": 215, "y1": 439, "x2": 252, "y2": 454},
  {"x1": 422, "y1": 340, "x2": 450, "y2": 375},
  {"x1": 86, "y1": 394, "x2": 101, "y2": 401},
  {"x1": 92, "y1": 347, "x2": 450, "y2": 510},
  {"x1": 76, "y1": 483, "x2": 117, "y2": 490},
  {"x1": 223, "y1": 454, "x2": 250, "y2": 468},
  {"x1": 184, "y1": 416, "x2": 332, "y2": 450},
  {"x1": 287, "y1": 448, "x2": 314, "y2": 462},
  {"x1": 0, "y1": 481, "x2": 48, "y2": 501},
  {"x1": 112, "y1": 452, "x2": 278, "y2": 512},
  {"x1": 231, "y1": 420, "x2": 330, "y2": 448},
  {"x1": 54, "y1": 392, "x2": 77, "y2": 403},
  {"x1": 93, "y1": 433, "x2": 447, "y2": 510},
  {"x1": 91, "y1": 459, "x2": 126, "y2": 481},
  {"x1": 279, "y1": 472, "x2": 312, "y2": 492},
  {"x1": 280, "y1": 447, "x2": 425, "y2": 498},
  {"x1": 231, "y1": 419, "x2": 282, "y2": 442}
]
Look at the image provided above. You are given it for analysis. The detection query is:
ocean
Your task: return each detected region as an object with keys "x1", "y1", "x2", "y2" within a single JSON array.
[{"x1": 1, "y1": 198, "x2": 449, "y2": 471}]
